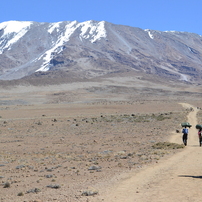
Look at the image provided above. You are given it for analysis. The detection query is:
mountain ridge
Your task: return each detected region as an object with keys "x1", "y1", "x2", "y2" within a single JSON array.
[{"x1": 0, "y1": 20, "x2": 202, "y2": 84}]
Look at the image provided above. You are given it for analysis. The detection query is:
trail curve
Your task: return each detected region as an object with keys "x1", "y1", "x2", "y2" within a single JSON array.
[{"x1": 104, "y1": 103, "x2": 202, "y2": 202}]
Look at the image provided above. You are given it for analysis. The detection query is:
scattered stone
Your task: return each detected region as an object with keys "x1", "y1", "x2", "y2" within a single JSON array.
[
  {"x1": 52, "y1": 165, "x2": 62, "y2": 169},
  {"x1": 120, "y1": 156, "x2": 128, "y2": 159},
  {"x1": 36, "y1": 121, "x2": 42, "y2": 125},
  {"x1": 28, "y1": 165, "x2": 34, "y2": 170},
  {"x1": 16, "y1": 165, "x2": 26, "y2": 169},
  {"x1": 26, "y1": 188, "x2": 41, "y2": 193},
  {"x1": 88, "y1": 166, "x2": 102, "y2": 171},
  {"x1": 81, "y1": 187, "x2": 98, "y2": 196},
  {"x1": 45, "y1": 175, "x2": 53, "y2": 178},
  {"x1": 117, "y1": 151, "x2": 126, "y2": 155},
  {"x1": 46, "y1": 168, "x2": 53, "y2": 172},
  {"x1": 99, "y1": 150, "x2": 113, "y2": 155},
  {"x1": 47, "y1": 184, "x2": 61, "y2": 189},
  {"x1": 150, "y1": 140, "x2": 156, "y2": 143}
]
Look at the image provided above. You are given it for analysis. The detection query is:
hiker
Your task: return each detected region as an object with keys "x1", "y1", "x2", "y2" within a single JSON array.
[
  {"x1": 182, "y1": 126, "x2": 188, "y2": 146},
  {"x1": 198, "y1": 128, "x2": 202, "y2": 147}
]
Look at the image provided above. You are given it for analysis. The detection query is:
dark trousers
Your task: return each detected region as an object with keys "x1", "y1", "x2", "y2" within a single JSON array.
[
  {"x1": 182, "y1": 133, "x2": 188, "y2": 145},
  {"x1": 199, "y1": 135, "x2": 202, "y2": 146}
]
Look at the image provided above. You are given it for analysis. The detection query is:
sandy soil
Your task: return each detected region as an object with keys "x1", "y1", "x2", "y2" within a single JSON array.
[
  {"x1": 0, "y1": 79, "x2": 202, "y2": 202},
  {"x1": 102, "y1": 103, "x2": 202, "y2": 202},
  {"x1": 0, "y1": 100, "x2": 195, "y2": 202}
]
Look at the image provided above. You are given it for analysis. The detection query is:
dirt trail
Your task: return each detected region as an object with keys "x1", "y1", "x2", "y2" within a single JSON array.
[{"x1": 105, "y1": 103, "x2": 202, "y2": 202}]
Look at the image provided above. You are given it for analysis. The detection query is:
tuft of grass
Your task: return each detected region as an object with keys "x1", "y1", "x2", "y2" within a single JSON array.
[
  {"x1": 3, "y1": 182, "x2": 11, "y2": 188},
  {"x1": 155, "y1": 114, "x2": 171, "y2": 121},
  {"x1": 152, "y1": 142, "x2": 185, "y2": 150},
  {"x1": 17, "y1": 192, "x2": 24, "y2": 196},
  {"x1": 98, "y1": 113, "x2": 172, "y2": 123}
]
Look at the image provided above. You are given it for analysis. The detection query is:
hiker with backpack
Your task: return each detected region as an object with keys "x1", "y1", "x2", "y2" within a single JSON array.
[
  {"x1": 195, "y1": 124, "x2": 202, "y2": 147},
  {"x1": 182, "y1": 126, "x2": 189, "y2": 146}
]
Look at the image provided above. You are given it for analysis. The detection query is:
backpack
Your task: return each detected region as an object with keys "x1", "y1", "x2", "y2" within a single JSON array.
[{"x1": 198, "y1": 130, "x2": 202, "y2": 137}]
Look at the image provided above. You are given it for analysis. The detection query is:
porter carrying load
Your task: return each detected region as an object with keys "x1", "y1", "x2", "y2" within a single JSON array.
[
  {"x1": 181, "y1": 122, "x2": 192, "y2": 128},
  {"x1": 196, "y1": 124, "x2": 202, "y2": 129}
]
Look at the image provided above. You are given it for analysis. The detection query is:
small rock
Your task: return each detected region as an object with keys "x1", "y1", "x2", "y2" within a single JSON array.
[
  {"x1": 26, "y1": 188, "x2": 41, "y2": 193},
  {"x1": 47, "y1": 184, "x2": 61, "y2": 189},
  {"x1": 88, "y1": 166, "x2": 102, "y2": 171},
  {"x1": 117, "y1": 151, "x2": 126, "y2": 155},
  {"x1": 120, "y1": 156, "x2": 127, "y2": 159},
  {"x1": 46, "y1": 169, "x2": 53, "y2": 172},
  {"x1": 16, "y1": 165, "x2": 26, "y2": 169},
  {"x1": 45, "y1": 175, "x2": 53, "y2": 178},
  {"x1": 82, "y1": 187, "x2": 98, "y2": 196}
]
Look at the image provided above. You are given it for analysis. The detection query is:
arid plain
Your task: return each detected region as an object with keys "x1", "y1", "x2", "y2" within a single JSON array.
[{"x1": 0, "y1": 74, "x2": 202, "y2": 202}]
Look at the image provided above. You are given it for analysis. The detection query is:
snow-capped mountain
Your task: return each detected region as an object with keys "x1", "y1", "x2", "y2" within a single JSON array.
[{"x1": 0, "y1": 20, "x2": 202, "y2": 83}]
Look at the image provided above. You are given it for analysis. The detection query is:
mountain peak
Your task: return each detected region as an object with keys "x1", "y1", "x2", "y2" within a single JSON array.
[{"x1": 0, "y1": 20, "x2": 201, "y2": 84}]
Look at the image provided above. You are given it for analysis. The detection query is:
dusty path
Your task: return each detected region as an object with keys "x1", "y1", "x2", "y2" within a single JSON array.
[{"x1": 105, "y1": 103, "x2": 202, "y2": 202}]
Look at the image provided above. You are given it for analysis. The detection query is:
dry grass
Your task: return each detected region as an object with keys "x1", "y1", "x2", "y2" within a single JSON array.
[
  {"x1": 0, "y1": 101, "x2": 189, "y2": 202},
  {"x1": 152, "y1": 142, "x2": 185, "y2": 150}
]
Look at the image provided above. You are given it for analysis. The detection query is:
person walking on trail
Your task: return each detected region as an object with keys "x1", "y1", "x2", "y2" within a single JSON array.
[
  {"x1": 182, "y1": 126, "x2": 189, "y2": 146},
  {"x1": 198, "y1": 128, "x2": 202, "y2": 147}
]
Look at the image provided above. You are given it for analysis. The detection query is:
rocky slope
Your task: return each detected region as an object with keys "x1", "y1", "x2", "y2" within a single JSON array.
[{"x1": 0, "y1": 20, "x2": 202, "y2": 84}]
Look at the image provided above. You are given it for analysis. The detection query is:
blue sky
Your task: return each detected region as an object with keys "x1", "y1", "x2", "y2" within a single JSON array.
[{"x1": 1, "y1": 0, "x2": 202, "y2": 35}]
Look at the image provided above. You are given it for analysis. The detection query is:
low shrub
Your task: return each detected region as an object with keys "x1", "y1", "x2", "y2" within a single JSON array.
[{"x1": 152, "y1": 142, "x2": 185, "y2": 149}]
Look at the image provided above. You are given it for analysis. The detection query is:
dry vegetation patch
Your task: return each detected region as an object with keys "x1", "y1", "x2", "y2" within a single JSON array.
[
  {"x1": 0, "y1": 102, "x2": 189, "y2": 201},
  {"x1": 152, "y1": 142, "x2": 185, "y2": 149}
]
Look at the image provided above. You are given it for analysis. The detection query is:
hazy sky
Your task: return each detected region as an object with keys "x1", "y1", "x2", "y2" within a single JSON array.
[{"x1": 1, "y1": 0, "x2": 202, "y2": 35}]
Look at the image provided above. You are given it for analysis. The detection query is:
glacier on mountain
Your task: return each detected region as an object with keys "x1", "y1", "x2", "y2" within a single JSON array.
[
  {"x1": 145, "y1": 29, "x2": 154, "y2": 39},
  {"x1": 36, "y1": 20, "x2": 107, "y2": 72},
  {"x1": 0, "y1": 20, "x2": 201, "y2": 83},
  {"x1": 0, "y1": 21, "x2": 32, "y2": 54}
]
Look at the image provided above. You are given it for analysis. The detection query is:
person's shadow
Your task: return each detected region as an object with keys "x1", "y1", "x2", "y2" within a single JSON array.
[
  {"x1": 179, "y1": 175, "x2": 202, "y2": 179},
  {"x1": 189, "y1": 145, "x2": 201, "y2": 147}
]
